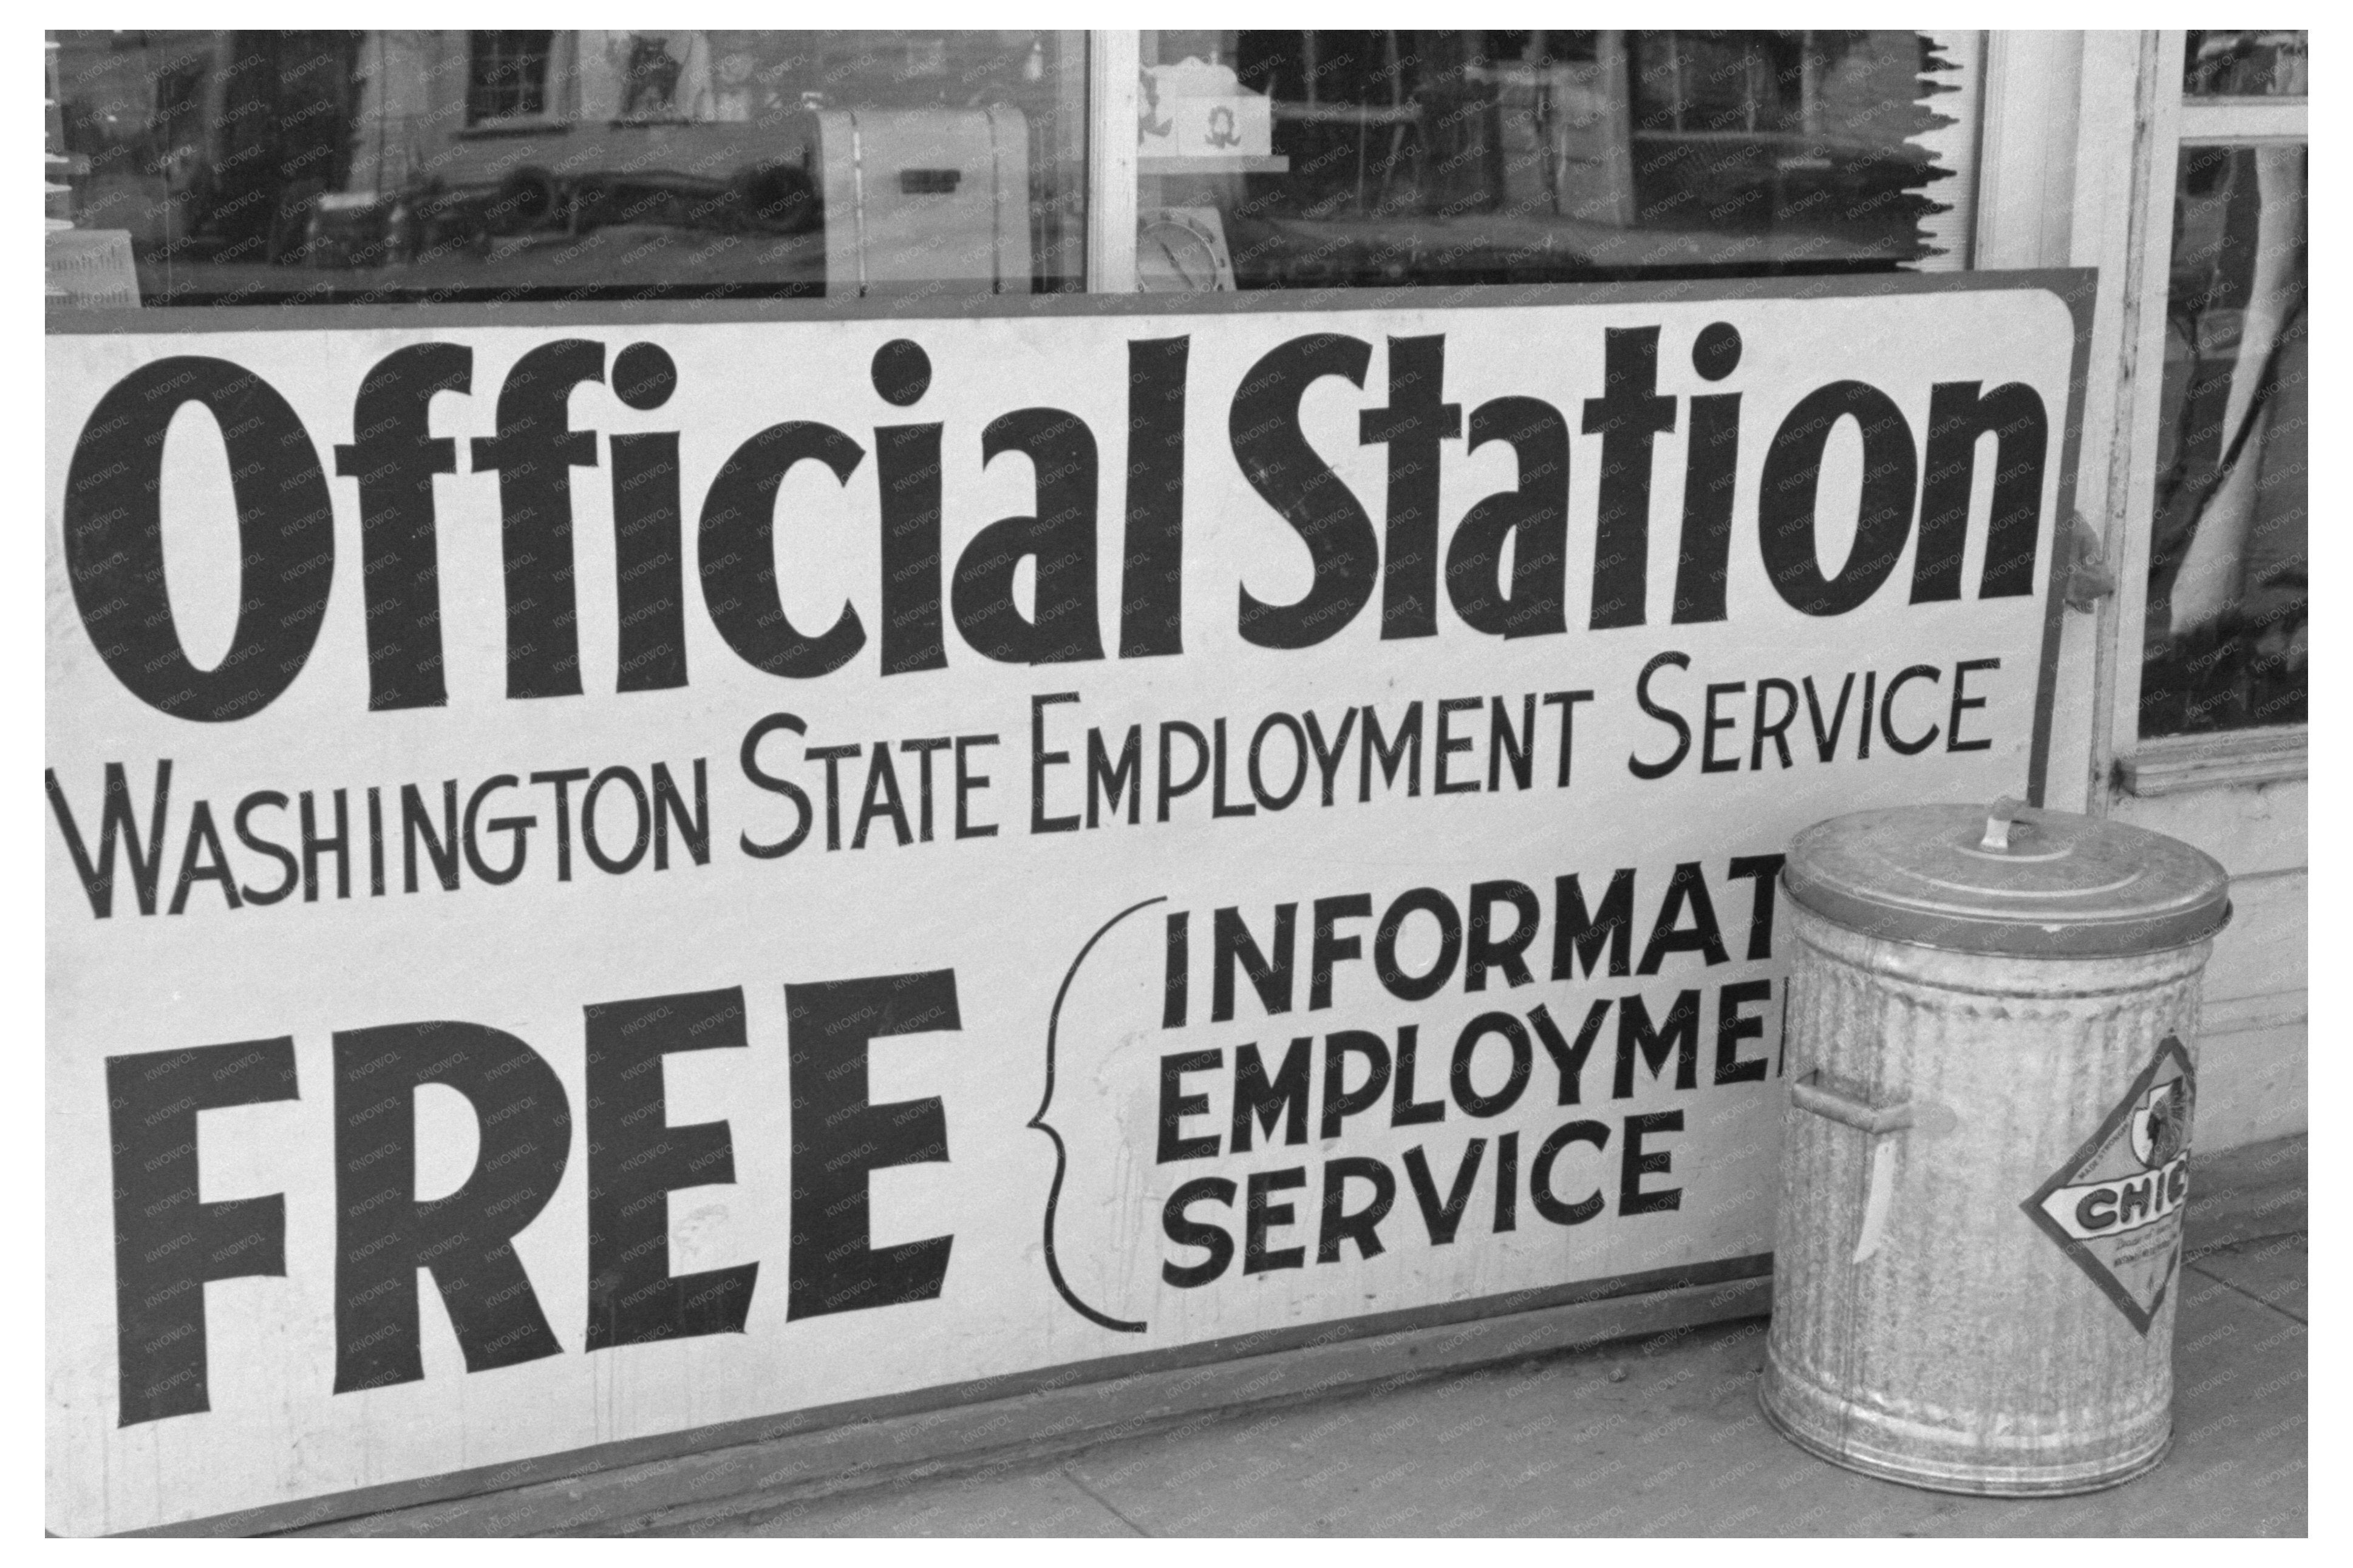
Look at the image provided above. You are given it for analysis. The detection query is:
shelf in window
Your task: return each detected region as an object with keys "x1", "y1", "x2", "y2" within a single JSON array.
[
  {"x1": 1140, "y1": 155, "x2": 1289, "y2": 176},
  {"x1": 2117, "y1": 726, "x2": 2306, "y2": 796},
  {"x1": 1272, "y1": 103, "x2": 1418, "y2": 126}
]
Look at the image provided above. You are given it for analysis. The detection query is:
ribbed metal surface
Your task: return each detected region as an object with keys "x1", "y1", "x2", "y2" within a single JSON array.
[{"x1": 1761, "y1": 900, "x2": 2212, "y2": 1495}]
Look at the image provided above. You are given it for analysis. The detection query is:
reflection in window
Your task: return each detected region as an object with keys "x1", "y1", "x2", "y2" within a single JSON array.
[
  {"x1": 2142, "y1": 143, "x2": 2307, "y2": 735},
  {"x1": 50, "y1": 29, "x2": 1087, "y2": 305},
  {"x1": 1135, "y1": 30, "x2": 1978, "y2": 292},
  {"x1": 466, "y1": 32, "x2": 554, "y2": 124},
  {"x1": 2182, "y1": 30, "x2": 2307, "y2": 97}
]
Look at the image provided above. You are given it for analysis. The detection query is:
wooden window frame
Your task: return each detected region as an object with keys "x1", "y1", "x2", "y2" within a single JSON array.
[
  {"x1": 2102, "y1": 33, "x2": 2309, "y2": 798},
  {"x1": 1973, "y1": 32, "x2": 2309, "y2": 811},
  {"x1": 462, "y1": 30, "x2": 568, "y2": 133}
]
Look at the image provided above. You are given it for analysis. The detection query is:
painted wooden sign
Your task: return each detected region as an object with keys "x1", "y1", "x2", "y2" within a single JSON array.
[{"x1": 46, "y1": 274, "x2": 2089, "y2": 1532}]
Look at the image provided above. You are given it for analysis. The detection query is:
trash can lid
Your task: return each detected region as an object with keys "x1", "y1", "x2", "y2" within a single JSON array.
[{"x1": 1782, "y1": 799, "x2": 2232, "y2": 957}]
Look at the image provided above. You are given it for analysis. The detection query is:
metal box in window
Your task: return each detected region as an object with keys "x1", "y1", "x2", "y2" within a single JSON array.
[{"x1": 814, "y1": 106, "x2": 1032, "y2": 296}]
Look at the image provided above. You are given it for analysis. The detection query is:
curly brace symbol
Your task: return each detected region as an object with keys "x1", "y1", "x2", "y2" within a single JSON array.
[{"x1": 1027, "y1": 895, "x2": 1165, "y2": 1334}]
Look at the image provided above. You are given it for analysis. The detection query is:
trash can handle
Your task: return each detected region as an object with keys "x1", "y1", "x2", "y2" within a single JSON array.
[
  {"x1": 1979, "y1": 796, "x2": 2024, "y2": 851},
  {"x1": 1789, "y1": 1072, "x2": 1914, "y2": 1135}
]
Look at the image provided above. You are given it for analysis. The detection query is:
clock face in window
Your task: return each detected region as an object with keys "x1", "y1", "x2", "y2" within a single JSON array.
[{"x1": 1137, "y1": 208, "x2": 1232, "y2": 293}]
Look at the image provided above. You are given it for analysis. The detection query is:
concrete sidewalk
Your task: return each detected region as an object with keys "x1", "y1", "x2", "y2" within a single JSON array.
[{"x1": 306, "y1": 1135, "x2": 2307, "y2": 1538}]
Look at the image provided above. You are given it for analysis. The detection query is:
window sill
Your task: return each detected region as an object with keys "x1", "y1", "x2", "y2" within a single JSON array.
[
  {"x1": 2117, "y1": 726, "x2": 2307, "y2": 797},
  {"x1": 457, "y1": 121, "x2": 573, "y2": 140}
]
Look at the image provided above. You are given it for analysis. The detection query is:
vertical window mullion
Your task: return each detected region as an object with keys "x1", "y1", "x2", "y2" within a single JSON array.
[
  {"x1": 1973, "y1": 32, "x2": 2084, "y2": 269},
  {"x1": 1087, "y1": 30, "x2": 1139, "y2": 293},
  {"x1": 2103, "y1": 31, "x2": 2187, "y2": 766}
]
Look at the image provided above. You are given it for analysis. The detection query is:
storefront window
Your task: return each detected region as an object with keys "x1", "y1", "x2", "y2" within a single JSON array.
[
  {"x1": 1134, "y1": 30, "x2": 1980, "y2": 291},
  {"x1": 50, "y1": 29, "x2": 1089, "y2": 305},
  {"x1": 2139, "y1": 137, "x2": 2307, "y2": 735}
]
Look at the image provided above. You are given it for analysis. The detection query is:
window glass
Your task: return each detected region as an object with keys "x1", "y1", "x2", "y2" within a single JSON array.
[
  {"x1": 2182, "y1": 30, "x2": 2307, "y2": 96},
  {"x1": 466, "y1": 32, "x2": 556, "y2": 123},
  {"x1": 50, "y1": 29, "x2": 1088, "y2": 306},
  {"x1": 2141, "y1": 141, "x2": 2307, "y2": 735},
  {"x1": 1134, "y1": 29, "x2": 1979, "y2": 293}
]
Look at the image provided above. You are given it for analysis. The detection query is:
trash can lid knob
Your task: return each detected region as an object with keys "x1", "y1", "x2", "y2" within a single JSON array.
[
  {"x1": 1781, "y1": 800, "x2": 2232, "y2": 958},
  {"x1": 1979, "y1": 796, "x2": 2024, "y2": 852}
]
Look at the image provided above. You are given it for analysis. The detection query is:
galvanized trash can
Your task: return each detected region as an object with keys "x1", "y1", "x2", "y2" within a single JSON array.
[{"x1": 1759, "y1": 798, "x2": 2232, "y2": 1495}]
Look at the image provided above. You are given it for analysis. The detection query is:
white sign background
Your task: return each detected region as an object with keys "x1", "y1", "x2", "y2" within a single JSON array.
[{"x1": 47, "y1": 277, "x2": 2086, "y2": 1534}]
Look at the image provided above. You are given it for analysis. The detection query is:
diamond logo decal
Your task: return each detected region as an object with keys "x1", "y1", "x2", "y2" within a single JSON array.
[{"x1": 2020, "y1": 1035, "x2": 2196, "y2": 1336}]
